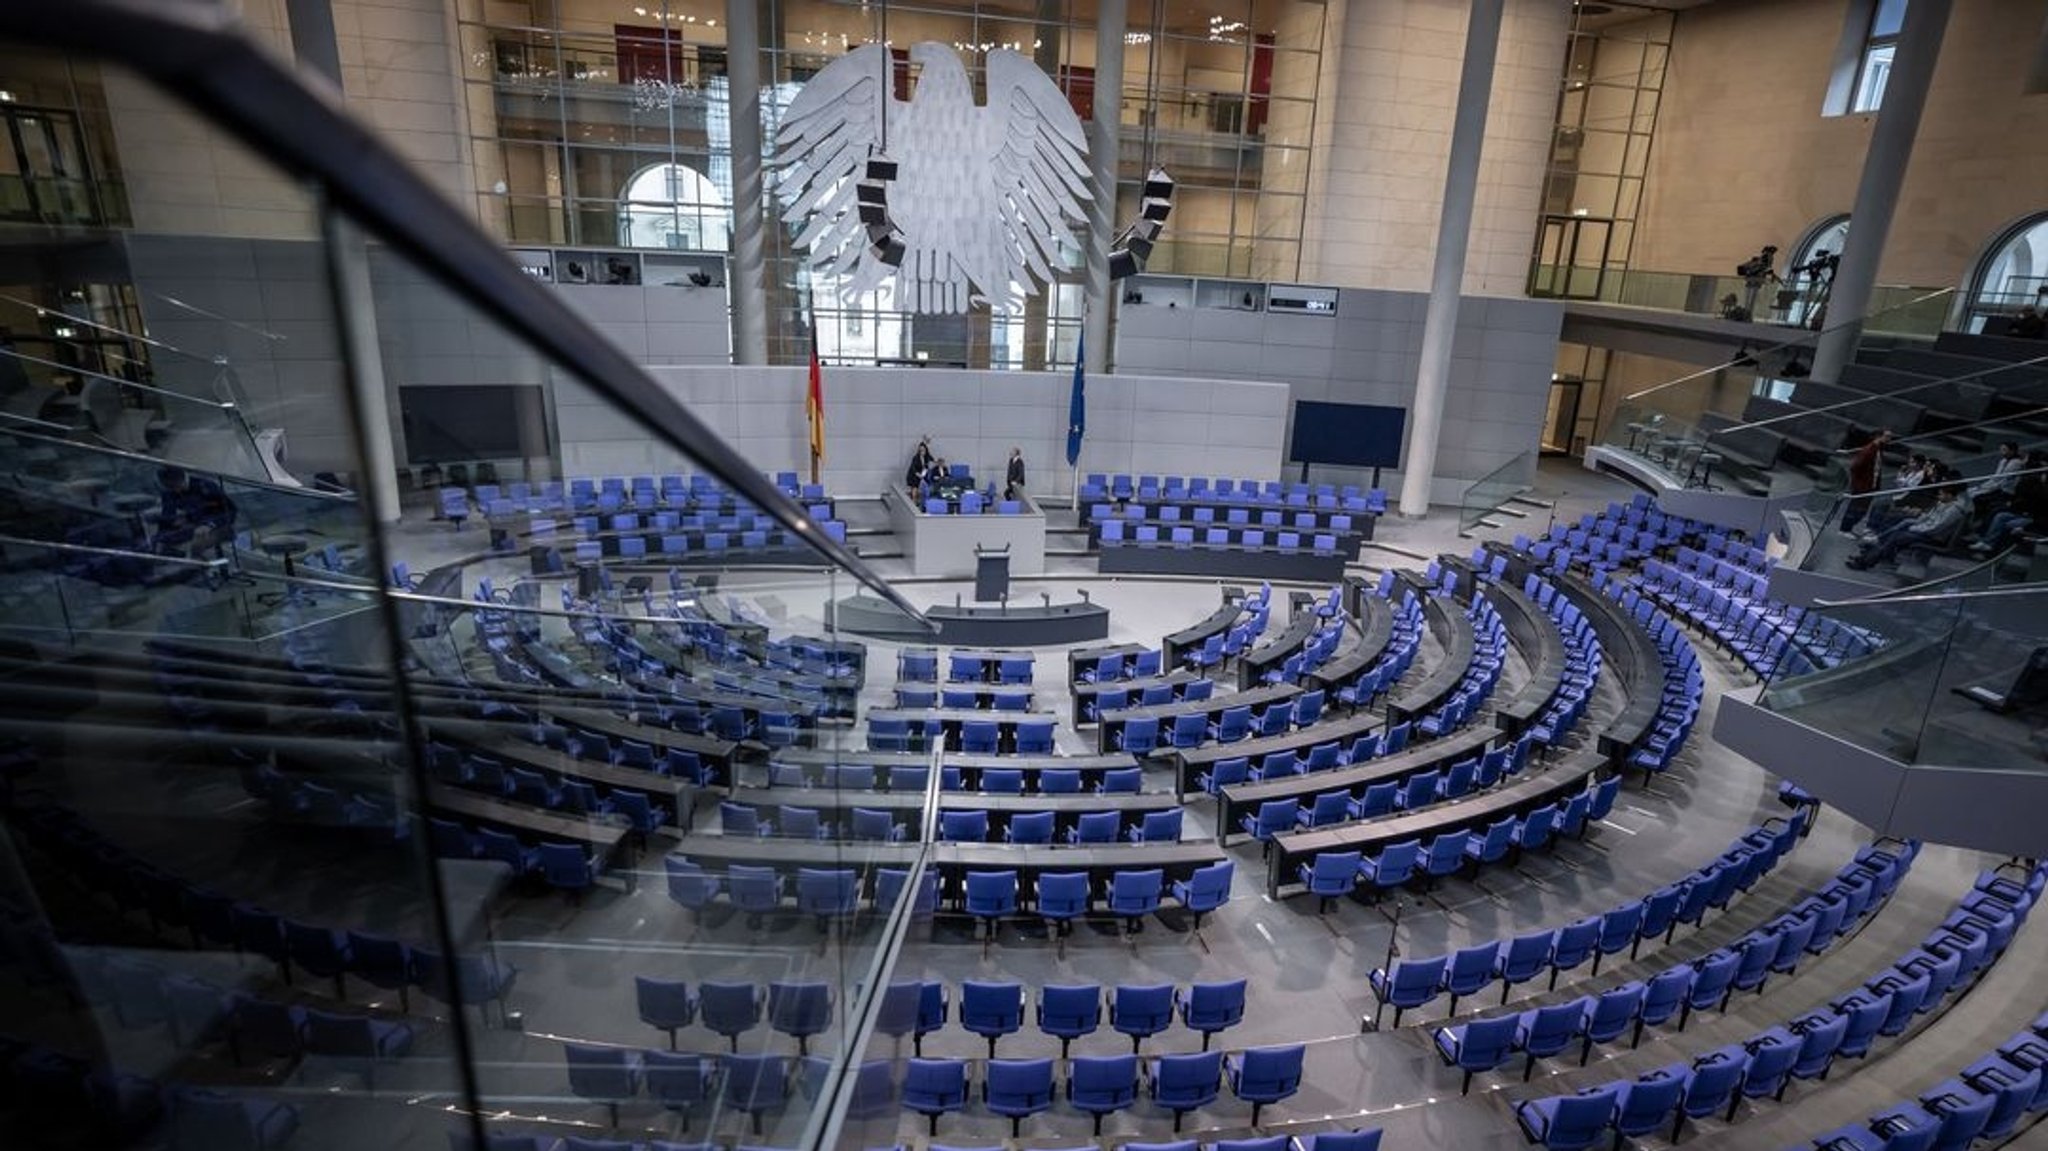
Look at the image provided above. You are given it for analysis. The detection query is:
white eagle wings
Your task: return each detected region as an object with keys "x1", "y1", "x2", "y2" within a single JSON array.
[{"x1": 774, "y1": 43, "x2": 1092, "y2": 315}]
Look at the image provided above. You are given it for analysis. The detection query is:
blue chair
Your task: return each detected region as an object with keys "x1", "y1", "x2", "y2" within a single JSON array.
[
  {"x1": 1297, "y1": 790, "x2": 1350, "y2": 829},
  {"x1": 1492, "y1": 930, "x2": 1554, "y2": 1004},
  {"x1": 1300, "y1": 850, "x2": 1362, "y2": 914},
  {"x1": 1368, "y1": 955, "x2": 1445, "y2": 1029},
  {"x1": 1130, "y1": 809, "x2": 1184, "y2": 843},
  {"x1": 1611, "y1": 1067, "x2": 1687, "y2": 1144},
  {"x1": 1037, "y1": 983, "x2": 1103, "y2": 1057},
  {"x1": 766, "y1": 981, "x2": 833, "y2": 1055},
  {"x1": 1514, "y1": 1001, "x2": 1586, "y2": 1079},
  {"x1": 727, "y1": 865, "x2": 783, "y2": 926},
  {"x1": 699, "y1": 981, "x2": 761, "y2": 1051},
  {"x1": 1070, "y1": 810, "x2": 1122, "y2": 844},
  {"x1": 1549, "y1": 917, "x2": 1601, "y2": 987},
  {"x1": 1109, "y1": 868, "x2": 1164, "y2": 935},
  {"x1": 1172, "y1": 860, "x2": 1235, "y2": 937},
  {"x1": 538, "y1": 843, "x2": 600, "y2": 895},
  {"x1": 1675, "y1": 1049, "x2": 1749, "y2": 1135},
  {"x1": 1064, "y1": 1053, "x2": 1140, "y2": 1136},
  {"x1": 1737, "y1": 1028, "x2": 1801, "y2": 1104},
  {"x1": 1117, "y1": 716, "x2": 1161, "y2": 753},
  {"x1": 1037, "y1": 872, "x2": 1091, "y2": 955},
  {"x1": 1016, "y1": 720, "x2": 1054, "y2": 754},
  {"x1": 643, "y1": 1050, "x2": 715, "y2": 1130},
  {"x1": 1513, "y1": 1082, "x2": 1624, "y2": 1150},
  {"x1": 1225, "y1": 1044, "x2": 1305, "y2": 1127},
  {"x1": 983, "y1": 1057, "x2": 1055, "y2": 1138},
  {"x1": 635, "y1": 976, "x2": 698, "y2": 1049},
  {"x1": 1149, "y1": 1050, "x2": 1224, "y2": 1132},
  {"x1": 1170, "y1": 713, "x2": 1207, "y2": 748},
  {"x1": 1440, "y1": 941, "x2": 1500, "y2": 1017},
  {"x1": 1579, "y1": 981, "x2": 1646, "y2": 1063},
  {"x1": 1432, "y1": 1013, "x2": 1519, "y2": 1094},
  {"x1": 1242, "y1": 799, "x2": 1297, "y2": 842},
  {"x1": 1099, "y1": 766, "x2": 1143, "y2": 794},
  {"x1": 171, "y1": 1090, "x2": 300, "y2": 1151},
  {"x1": 1177, "y1": 979, "x2": 1247, "y2": 1051},
  {"x1": 720, "y1": 1053, "x2": 787, "y2": 1135},
  {"x1": 1006, "y1": 810, "x2": 1055, "y2": 845},
  {"x1": 960, "y1": 981, "x2": 1025, "y2": 1056},
  {"x1": 1110, "y1": 983, "x2": 1175, "y2": 1052},
  {"x1": 663, "y1": 857, "x2": 721, "y2": 924},
  {"x1": 940, "y1": 809, "x2": 989, "y2": 842},
  {"x1": 1357, "y1": 839, "x2": 1420, "y2": 898},
  {"x1": 962, "y1": 720, "x2": 1000, "y2": 754},
  {"x1": 564, "y1": 1042, "x2": 642, "y2": 1126},
  {"x1": 965, "y1": 871, "x2": 1019, "y2": 950}
]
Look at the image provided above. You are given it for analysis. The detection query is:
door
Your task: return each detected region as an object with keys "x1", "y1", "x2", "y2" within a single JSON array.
[
  {"x1": 1528, "y1": 215, "x2": 1614, "y2": 300},
  {"x1": 1542, "y1": 377, "x2": 1583, "y2": 457}
]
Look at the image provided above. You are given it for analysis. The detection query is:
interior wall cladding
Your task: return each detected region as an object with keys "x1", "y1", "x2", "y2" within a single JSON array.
[
  {"x1": 1116, "y1": 288, "x2": 1562, "y2": 498},
  {"x1": 554, "y1": 366, "x2": 1292, "y2": 498}
]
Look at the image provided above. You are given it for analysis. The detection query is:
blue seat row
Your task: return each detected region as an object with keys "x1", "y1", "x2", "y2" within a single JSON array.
[
  {"x1": 1371, "y1": 811, "x2": 1811, "y2": 1029},
  {"x1": 866, "y1": 716, "x2": 1054, "y2": 754},
  {"x1": 1079, "y1": 472, "x2": 1385, "y2": 511},
  {"x1": 1101, "y1": 521, "x2": 1347, "y2": 554},
  {"x1": 1090, "y1": 502, "x2": 1366, "y2": 534},
  {"x1": 1513, "y1": 859, "x2": 2041, "y2": 1151},
  {"x1": 903, "y1": 1041, "x2": 1307, "y2": 1135},
  {"x1": 627, "y1": 979, "x2": 835, "y2": 1054}
]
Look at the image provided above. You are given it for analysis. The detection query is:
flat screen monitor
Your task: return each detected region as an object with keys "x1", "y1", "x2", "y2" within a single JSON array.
[
  {"x1": 1288, "y1": 401, "x2": 1406, "y2": 469},
  {"x1": 399, "y1": 385, "x2": 542, "y2": 461}
]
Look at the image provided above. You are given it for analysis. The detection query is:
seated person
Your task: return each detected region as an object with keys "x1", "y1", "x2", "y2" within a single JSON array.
[
  {"x1": 1966, "y1": 441, "x2": 2025, "y2": 519},
  {"x1": 1971, "y1": 454, "x2": 2047, "y2": 553},
  {"x1": 156, "y1": 466, "x2": 236, "y2": 557},
  {"x1": 1846, "y1": 486, "x2": 1965, "y2": 570},
  {"x1": 2006, "y1": 305, "x2": 2045, "y2": 339}
]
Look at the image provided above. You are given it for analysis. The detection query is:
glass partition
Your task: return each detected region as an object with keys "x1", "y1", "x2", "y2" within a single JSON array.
[
  {"x1": 1458, "y1": 450, "x2": 1534, "y2": 536},
  {"x1": 0, "y1": 26, "x2": 929, "y2": 1151},
  {"x1": 1756, "y1": 585, "x2": 2048, "y2": 771}
]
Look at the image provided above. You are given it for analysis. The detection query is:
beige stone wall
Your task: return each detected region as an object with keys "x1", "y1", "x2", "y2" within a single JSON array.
[
  {"x1": 1635, "y1": 0, "x2": 2048, "y2": 291},
  {"x1": 334, "y1": 0, "x2": 476, "y2": 219},
  {"x1": 1297, "y1": 0, "x2": 1566, "y2": 296}
]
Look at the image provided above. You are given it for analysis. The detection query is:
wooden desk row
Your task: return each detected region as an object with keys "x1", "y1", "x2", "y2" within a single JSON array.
[
  {"x1": 766, "y1": 749, "x2": 1139, "y2": 792},
  {"x1": 1213, "y1": 724, "x2": 1499, "y2": 839}
]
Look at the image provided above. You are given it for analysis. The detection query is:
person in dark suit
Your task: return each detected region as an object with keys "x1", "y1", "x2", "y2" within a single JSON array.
[
  {"x1": 157, "y1": 465, "x2": 236, "y2": 556},
  {"x1": 1004, "y1": 447, "x2": 1026, "y2": 500},
  {"x1": 905, "y1": 437, "x2": 934, "y2": 493}
]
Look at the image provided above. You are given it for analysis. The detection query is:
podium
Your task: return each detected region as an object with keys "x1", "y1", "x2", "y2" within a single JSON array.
[{"x1": 974, "y1": 545, "x2": 1011, "y2": 603}]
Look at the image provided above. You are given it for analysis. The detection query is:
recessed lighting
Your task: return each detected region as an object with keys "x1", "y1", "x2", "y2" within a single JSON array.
[{"x1": 0, "y1": 91, "x2": 15, "y2": 103}]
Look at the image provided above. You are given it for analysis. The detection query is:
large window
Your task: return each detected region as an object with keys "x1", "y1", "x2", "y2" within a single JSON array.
[
  {"x1": 1850, "y1": 0, "x2": 1906, "y2": 113},
  {"x1": 1965, "y1": 212, "x2": 2048, "y2": 332}
]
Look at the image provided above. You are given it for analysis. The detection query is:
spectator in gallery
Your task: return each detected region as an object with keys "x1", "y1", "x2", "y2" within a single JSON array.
[
  {"x1": 1972, "y1": 451, "x2": 2047, "y2": 554},
  {"x1": 156, "y1": 465, "x2": 236, "y2": 557},
  {"x1": 1967, "y1": 441, "x2": 2026, "y2": 517},
  {"x1": 1005, "y1": 447, "x2": 1026, "y2": 501},
  {"x1": 1846, "y1": 485, "x2": 1966, "y2": 570},
  {"x1": 1837, "y1": 428, "x2": 1892, "y2": 534},
  {"x1": 926, "y1": 456, "x2": 950, "y2": 489},
  {"x1": 2007, "y1": 304, "x2": 2045, "y2": 339}
]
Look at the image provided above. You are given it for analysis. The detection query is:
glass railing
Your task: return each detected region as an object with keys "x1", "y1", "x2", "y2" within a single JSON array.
[
  {"x1": 1458, "y1": 449, "x2": 1534, "y2": 535},
  {"x1": 1756, "y1": 583, "x2": 2048, "y2": 770},
  {"x1": 0, "y1": 302, "x2": 279, "y2": 484},
  {"x1": 1530, "y1": 263, "x2": 1955, "y2": 337},
  {"x1": 1594, "y1": 288, "x2": 1959, "y2": 499},
  {"x1": 0, "y1": 8, "x2": 934, "y2": 1151}
]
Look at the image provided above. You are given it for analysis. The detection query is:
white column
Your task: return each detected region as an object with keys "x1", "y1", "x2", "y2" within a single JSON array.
[
  {"x1": 1811, "y1": 0, "x2": 1953, "y2": 383},
  {"x1": 1083, "y1": 0, "x2": 1126, "y2": 375},
  {"x1": 1397, "y1": 0, "x2": 1503, "y2": 518},
  {"x1": 725, "y1": 0, "x2": 770, "y2": 365}
]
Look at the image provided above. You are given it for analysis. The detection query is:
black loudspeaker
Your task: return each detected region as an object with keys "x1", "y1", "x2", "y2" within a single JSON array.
[
  {"x1": 1109, "y1": 249, "x2": 1140, "y2": 280},
  {"x1": 866, "y1": 155, "x2": 899, "y2": 181},
  {"x1": 576, "y1": 562, "x2": 602, "y2": 599},
  {"x1": 1125, "y1": 233, "x2": 1155, "y2": 262}
]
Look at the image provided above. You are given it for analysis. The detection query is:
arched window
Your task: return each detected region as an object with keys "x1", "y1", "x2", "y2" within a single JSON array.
[
  {"x1": 617, "y1": 162, "x2": 730, "y2": 252},
  {"x1": 1782, "y1": 214, "x2": 1849, "y2": 328},
  {"x1": 1967, "y1": 212, "x2": 2048, "y2": 332}
]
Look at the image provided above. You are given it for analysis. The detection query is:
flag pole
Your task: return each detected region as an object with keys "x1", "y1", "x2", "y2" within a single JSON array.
[{"x1": 1068, "y1": 323, "x2": 1086, "y2": 512}]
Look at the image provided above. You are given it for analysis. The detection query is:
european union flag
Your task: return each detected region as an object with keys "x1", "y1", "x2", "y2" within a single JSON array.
[{"x1": 1066, "y1": 330, "x2": 1086, "y2": 467}]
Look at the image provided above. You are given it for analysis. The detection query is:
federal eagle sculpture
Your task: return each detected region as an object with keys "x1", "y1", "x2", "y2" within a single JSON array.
[{"x1": 774, "y1": 42, "x2": 1092, "y2": 315}]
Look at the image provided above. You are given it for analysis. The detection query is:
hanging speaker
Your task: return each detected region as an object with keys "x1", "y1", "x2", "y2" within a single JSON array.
[
  {"x1": 1124, "y1": 233, "x2": 1155, "y2": 263},
  {"x1": 1109, "y1": 249, "x2": 1141, "y2": 280},
  {"x1": 1142, "y1": 168, "x2": 1175, "y2": 201},
  {"x1": 866, "y1": 154, "x2": 899, "y2": 182}
]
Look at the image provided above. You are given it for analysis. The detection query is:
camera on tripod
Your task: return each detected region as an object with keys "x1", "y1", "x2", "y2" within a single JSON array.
[
  {"x1": 1790, "y1": 249, "x2": 1840, "y2": 279},
  {"x1": 1735, "y1": 245, "x2": 1779, "y2": 281}
]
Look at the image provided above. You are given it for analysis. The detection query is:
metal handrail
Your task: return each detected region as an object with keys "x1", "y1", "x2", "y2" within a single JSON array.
[
  {"x1": 0, "y1": 421, "x2": 355, "y2": 504},
  {"x1": 1730, "y1": 350, "x2": 2048, "y2": 434},
  {"x1": 0, "y1": 0, "x2": 932, "y2": 633},
  {"x1": 1813, "y1": 579, "x2": 2047, "y2": 610}
]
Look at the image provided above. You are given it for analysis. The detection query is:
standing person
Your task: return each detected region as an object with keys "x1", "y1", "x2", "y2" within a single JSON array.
[
  {"x1": 1004, "y1": 447, "x2": 1026, "y2": 501},
  {"x1": 905, "y1": 436, "x2": 933, "y2": 494},
  {"x1": 1838, "y1": 428, "x2": 1892, "y2": 535},
  {"x1": 1845, "y1": 486, "x2": 1967, "y2": 570}
]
